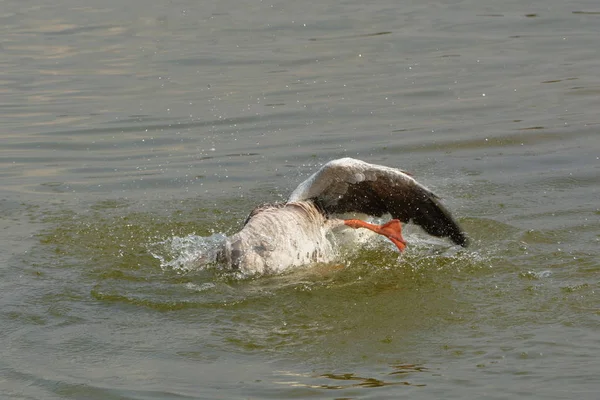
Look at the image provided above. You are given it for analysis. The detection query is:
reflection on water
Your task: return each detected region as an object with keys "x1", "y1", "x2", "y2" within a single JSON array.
[{"x1": 276, "y1": 364, "x2": 429, "y2": 391}]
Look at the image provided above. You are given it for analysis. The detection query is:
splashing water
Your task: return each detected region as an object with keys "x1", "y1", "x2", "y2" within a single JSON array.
[
  {"x1": 149, "y1": 233, "x2": 227, "y2": 272},
  {"x1": 147, "y1": 226, "x2": 483, "y2": 278}
]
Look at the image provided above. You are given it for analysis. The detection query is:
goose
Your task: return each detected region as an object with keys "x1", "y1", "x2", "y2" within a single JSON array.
[{"x1": 216, "y1": 158, "x2": 467, "y2": 274}]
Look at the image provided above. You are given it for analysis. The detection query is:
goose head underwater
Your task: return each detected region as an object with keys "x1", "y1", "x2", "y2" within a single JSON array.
[{"x1": 215, "y1": 158, "x2": 468, "y2": 275}]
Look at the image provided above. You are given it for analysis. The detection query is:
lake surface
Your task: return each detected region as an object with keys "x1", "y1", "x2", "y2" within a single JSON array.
[{"x1": 1, "y1": 0, "x2": 599, "y2": 398}]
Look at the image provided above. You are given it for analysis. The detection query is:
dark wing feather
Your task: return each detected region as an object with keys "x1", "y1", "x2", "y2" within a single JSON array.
[{"x1": 289, "y1": 158, "x2": 468, "y2": 247}]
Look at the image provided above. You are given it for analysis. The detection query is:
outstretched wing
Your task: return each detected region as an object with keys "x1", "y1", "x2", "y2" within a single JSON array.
[{"x1": 289, "y1": 158, "x2": 468, "y2": 247}]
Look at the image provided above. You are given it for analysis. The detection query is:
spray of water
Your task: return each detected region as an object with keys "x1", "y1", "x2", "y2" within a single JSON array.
[{"x1": 149, "y1": 233, "x2": 227, "y2": 273}]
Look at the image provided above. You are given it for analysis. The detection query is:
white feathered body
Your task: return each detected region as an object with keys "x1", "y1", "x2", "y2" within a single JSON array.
[{"x1": 223, "y1": 202, "x2": 338, "y2": 275}]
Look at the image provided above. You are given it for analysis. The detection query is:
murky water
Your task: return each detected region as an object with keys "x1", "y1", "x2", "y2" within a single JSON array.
[{"x1": 1, "y1": 0, "x2": 599, "y2": 399}]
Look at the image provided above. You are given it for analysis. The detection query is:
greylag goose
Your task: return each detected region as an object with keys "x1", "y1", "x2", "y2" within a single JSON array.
[{"x1": 217, "y1": 158, "x2": 467, "y2": 274}]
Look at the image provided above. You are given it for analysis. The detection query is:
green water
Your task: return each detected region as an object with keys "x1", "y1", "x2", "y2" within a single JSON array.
[{"x1": 1, "y1": 0, "x2": 599, "y2": 399}]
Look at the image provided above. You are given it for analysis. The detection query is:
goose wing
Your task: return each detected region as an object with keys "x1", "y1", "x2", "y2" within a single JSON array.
[{"x1": 289, "y1": 158, "x2": 468, "y2": 246}]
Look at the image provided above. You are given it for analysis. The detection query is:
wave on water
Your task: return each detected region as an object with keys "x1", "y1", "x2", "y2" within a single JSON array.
[{"x1": 148, "y1": 233, "x2": 227, "y2": 273}]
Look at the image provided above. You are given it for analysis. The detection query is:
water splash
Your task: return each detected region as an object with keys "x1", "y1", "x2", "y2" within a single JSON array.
[{"x1": 149, "y1": 233, "x2": 227, "y2": 273}]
